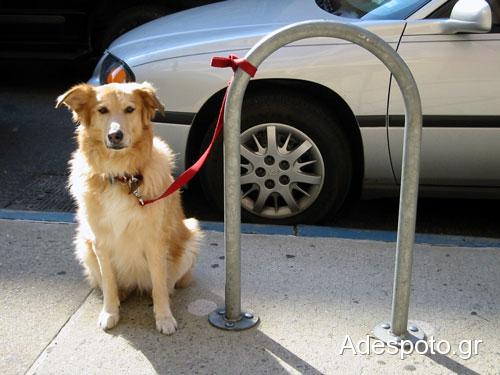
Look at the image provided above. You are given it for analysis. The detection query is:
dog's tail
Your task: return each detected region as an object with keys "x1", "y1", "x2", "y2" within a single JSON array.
[{"x1": 183, "y1": 217, "x2": 201, "y2": 242}]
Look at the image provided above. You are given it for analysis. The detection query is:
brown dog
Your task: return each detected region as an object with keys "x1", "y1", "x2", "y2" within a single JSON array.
[{"x1": 56, "y1": 82, "x2": 200, "y2": 335}]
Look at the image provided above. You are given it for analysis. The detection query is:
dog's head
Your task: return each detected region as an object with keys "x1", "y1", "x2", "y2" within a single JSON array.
[{"x1": 56, "y1": 82, "x2": 164, "y2": 151}]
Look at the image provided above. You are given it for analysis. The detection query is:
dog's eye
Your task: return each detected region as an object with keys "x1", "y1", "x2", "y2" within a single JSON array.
[
  {"x1": 98, "y1": 107, "x2": 109, "y2": 114},
  {"x1": 124, "y1": 106, "x2": 135, "y2": 114}
]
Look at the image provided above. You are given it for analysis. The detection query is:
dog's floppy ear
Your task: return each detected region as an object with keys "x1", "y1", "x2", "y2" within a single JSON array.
[
  {"x1": 135, "y1": 82, "x2": 165, "y2": 121},
  {"x1": 56, "y1": 84, "x2": 95, "y2": 111},
  {"x1": 56, "y1": 84, "x2": 96, "y2": 125}
]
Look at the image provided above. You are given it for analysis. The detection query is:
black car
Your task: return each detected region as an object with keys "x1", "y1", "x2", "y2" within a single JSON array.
[{"x1": 0, "y1": 0, "x2": 220, "y2": 60}]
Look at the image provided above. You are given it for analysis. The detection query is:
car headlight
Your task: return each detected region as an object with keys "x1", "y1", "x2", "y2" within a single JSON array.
[{"x1": 99, "y1": 53, "x2": 136, "y2": 84}]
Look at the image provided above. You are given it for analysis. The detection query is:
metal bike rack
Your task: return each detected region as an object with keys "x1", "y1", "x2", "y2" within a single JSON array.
[{"x1": 208, "y1": 20, "x2": 425, "y2": 345}]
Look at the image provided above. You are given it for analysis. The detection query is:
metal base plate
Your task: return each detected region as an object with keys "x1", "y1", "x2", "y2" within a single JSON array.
[
  {"x1": 373, "y1": 321, "x2": 426, "y2": 347},
  {"x1": 208, "y1": 308, "x2": 259, "y2": 331}
]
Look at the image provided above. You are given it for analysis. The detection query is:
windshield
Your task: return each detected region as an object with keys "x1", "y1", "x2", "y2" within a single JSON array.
[{"x1": 315, "y1": 0, "x2": 431, "y2": 20}]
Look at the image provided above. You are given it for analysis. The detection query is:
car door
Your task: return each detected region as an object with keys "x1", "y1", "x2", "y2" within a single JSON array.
[{"x1": 387, "y1": 0, "x2": 500, "y2": 187}]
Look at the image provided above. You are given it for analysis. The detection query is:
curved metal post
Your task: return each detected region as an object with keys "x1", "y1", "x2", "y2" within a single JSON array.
[{"x1": 209, "y1": 20, "x2": 424, "y2": 343}]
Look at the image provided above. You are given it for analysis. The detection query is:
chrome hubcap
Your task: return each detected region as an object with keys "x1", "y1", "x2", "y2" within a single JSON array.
[{"x1": 240, "y1": 123, "x2": 324, "y2": 219}]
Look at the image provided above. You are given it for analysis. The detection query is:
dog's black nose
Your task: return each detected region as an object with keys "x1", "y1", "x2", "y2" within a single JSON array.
[{"x1": 108, "y1": 130, "x2": 124, "y2": 144}]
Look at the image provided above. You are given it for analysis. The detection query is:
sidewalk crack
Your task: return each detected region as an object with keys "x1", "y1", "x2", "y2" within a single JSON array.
[{"x1": 24, "y1": 288, "x2": 94, "y2": 375}]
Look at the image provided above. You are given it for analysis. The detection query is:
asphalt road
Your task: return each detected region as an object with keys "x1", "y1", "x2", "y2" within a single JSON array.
[{"x1": 1, "y1": 61, "x2": 499, "y2": 239}]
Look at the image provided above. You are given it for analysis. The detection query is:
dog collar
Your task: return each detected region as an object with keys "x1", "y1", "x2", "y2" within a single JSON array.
[{"x1": 108, "y1": 173, "x2": 145, "y2": 205}]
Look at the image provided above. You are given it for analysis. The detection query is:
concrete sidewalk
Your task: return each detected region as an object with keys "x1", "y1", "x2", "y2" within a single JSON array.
[{"x1": 1, "y1": 219, "x2": 499, "y2": 375}]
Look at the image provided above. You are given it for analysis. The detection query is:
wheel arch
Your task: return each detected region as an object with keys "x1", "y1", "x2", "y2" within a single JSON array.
[{"x1": 186, "y1": 78, "x2": 364, "y2": 205}]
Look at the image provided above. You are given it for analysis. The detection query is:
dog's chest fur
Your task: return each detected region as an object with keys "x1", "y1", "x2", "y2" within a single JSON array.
[
  {"x1": 90, "y1": 184, "x2": 156, "y2": 290},
  {"x1": 98, "y1": 183, "x2": 142, "y2": 237}
]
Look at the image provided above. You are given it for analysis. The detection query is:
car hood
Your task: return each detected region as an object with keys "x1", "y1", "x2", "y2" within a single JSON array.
[{"x1": 108, "y1": 0, "x2": 402, "y2": 67}]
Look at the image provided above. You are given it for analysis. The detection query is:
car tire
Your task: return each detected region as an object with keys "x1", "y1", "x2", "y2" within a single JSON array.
[
  {"x1": 99, "y1": 6, "x2": 170, "y2": 52},
  {"x1": 199, "y1": 89, "x2": 353, "y2": 225}
]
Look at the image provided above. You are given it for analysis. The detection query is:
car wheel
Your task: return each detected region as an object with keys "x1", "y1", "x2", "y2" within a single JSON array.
[{"x1": 200, "y1": 89, "x2": 353, "y2": 225}]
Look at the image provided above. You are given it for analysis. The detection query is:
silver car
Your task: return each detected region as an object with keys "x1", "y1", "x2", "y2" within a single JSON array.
[{"x1": 90, "y1": 0, "x2": 500, "y2": 224}]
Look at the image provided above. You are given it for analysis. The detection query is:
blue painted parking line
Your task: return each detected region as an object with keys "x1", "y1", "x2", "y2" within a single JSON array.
[
  {"x1": 414, "y1": 232, "x2": 500, "y2": 248},
  {"x1": 0, "y1": 209, "x2": 76, "y2": 223},
  {"x1": 241, "y1": 223, "x2": 295, "y2": 236},
  {"x1": 297, "y1": 225, "x2": 500, "y2": 248},
  {"x1": 297, "y1": 225, "x2": 397, "y2": 242},
  {"x1": 1, "y1": 209, "x2": 499, "y2": 248},
  {"x1": 199, "y1": 221, "x2": 224, "y2": 232},
  {"x1": 201, "y1": 221, "x2": 294, "y2": 236}
]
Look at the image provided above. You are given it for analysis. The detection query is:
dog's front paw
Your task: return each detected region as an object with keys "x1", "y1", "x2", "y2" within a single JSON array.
[
  {"x1": 98, "y1": 310, "x2": 120, "y2": 330},
  {"x1": 156, "y1": 315, "x2": 177, "y2": 335}
]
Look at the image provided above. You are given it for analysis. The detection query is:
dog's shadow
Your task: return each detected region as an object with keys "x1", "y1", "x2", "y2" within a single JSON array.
[{"x1": 107, "y1": 285, "x2": 323, "y2": 375}]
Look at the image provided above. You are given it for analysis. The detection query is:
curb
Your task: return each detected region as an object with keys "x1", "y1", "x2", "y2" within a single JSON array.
[{"x1": 1, "y1": 209, "x2": 499, "y2": 248}]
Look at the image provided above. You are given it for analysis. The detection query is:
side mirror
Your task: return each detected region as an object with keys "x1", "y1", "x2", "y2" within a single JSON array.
[
  {"x1": 448, "y1": 0, "x2": 492, "y2": 33},
  {"x1": 405, "y1": 0, "x2": 491, "y2": 36}
]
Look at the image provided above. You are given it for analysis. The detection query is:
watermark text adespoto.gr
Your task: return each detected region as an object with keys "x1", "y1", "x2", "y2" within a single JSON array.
[{"x1": 338, "y1": 335, "x2": 482, "y2": 360}]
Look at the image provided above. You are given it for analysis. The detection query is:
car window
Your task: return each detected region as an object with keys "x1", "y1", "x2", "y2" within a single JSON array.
[
  {"x1": 315, "y1": 0, "x2": 431, "y2": 20},
  {"x1": 429, "y1": 0, "x2": 500, "y2": 32}
]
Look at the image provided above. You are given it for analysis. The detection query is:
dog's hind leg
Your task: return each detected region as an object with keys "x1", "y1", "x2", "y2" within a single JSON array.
[
  {"x1": 118, "y1": 288, "x2": 134, "y2": 302},
  {"x1": 170, "y1": 218, "x2": 200, "y2": 291},
  {"x1": 175, "y1": 269, "x2": 193, "y2": 289},
  {"x1": 75, "y1": 235, "x2": 102, "y2": 289},
  {"x1": 171, "y1": 246, "x2": 197, "y2": 291}
]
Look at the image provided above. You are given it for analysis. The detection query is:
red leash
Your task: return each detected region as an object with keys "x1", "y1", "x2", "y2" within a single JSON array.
[{"x1": 141, "y1": 55, "x2": 257, "y2": 206}]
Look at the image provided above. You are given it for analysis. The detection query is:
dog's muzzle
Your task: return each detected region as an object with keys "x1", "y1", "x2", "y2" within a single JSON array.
[{"x1": 107, "y1": 130, "x2": 125, "y2": 149}]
